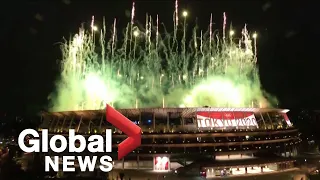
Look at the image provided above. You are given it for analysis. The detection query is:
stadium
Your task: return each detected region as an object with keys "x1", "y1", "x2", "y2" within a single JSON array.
[{"x1": 39, "y1": 106, "x2": 300, "y2": 178}]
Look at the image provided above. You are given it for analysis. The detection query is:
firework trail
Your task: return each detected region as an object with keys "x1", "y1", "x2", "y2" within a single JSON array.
[{"x1": 49, "y1": 2, "x2": 277, "y2": 111}]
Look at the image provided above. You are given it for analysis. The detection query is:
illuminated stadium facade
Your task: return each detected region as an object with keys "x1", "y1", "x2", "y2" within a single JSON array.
[{"x1": 39, "y1": 107, "x2": 300, "y2": 178}]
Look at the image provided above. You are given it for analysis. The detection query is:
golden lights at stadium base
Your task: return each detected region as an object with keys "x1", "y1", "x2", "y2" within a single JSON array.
[
  {"x1": 203, "y1": 160, "x2": 295, "y2": 178},
  {"x1": 204, "y1": 165, "x2": 275, "y2": 177}
]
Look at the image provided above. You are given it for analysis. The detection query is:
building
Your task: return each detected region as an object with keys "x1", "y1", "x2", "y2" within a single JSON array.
[{"x1": 38, "y1": 107, "x2": 300, "y2": 178}]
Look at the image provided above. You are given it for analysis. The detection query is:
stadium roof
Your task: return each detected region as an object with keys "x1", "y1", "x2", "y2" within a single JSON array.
[{"x1": 40, "y1": 107, "x2": 289, "y2": 119}]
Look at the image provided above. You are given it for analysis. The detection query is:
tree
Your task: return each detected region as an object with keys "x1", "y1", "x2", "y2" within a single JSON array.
[
  {"x1": 0, "y1": 147, "x2": 25, "y2": 180},
  {"x1": 119, "y1": 172, "x2": 125, "y2": 180},
  {"x1": 26, "y1": 153, "x2": 45, "y2": 179}
]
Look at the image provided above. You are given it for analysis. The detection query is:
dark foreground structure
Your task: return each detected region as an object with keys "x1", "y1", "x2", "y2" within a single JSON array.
[{"x1": 39, "y1": 107, "x2": 300, "y2": 178}]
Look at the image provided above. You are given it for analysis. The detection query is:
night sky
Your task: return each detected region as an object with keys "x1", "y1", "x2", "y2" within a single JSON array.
[{"x1": 0, "y1": 0, "x2": 318, "y2": 115}]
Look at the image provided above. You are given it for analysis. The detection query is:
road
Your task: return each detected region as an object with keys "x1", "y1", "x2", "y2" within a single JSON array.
[{"x1": 109, "y1": 168, "x2": 305, "y2": 180}]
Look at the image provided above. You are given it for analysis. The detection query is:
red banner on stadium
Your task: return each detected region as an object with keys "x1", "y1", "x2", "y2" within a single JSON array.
[
  {"x1": 196, "y1": 111, "x2": 258, "y2": 128},
  {"x1": 282, "y1": 113, "x2": 292, "y2": 127},
  {"x1": 154, "y1": 156, "x2": 169, "y2": 171}
]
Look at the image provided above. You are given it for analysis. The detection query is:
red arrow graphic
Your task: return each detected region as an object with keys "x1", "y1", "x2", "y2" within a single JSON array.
[{"x1": 106, "y1": 104, "x2": 141, "y2": 160}]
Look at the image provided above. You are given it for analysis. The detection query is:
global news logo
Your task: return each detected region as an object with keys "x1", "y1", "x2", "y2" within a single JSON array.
[{"x1": 17, "y1": 105, "x2": 142, "y2": 172}]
